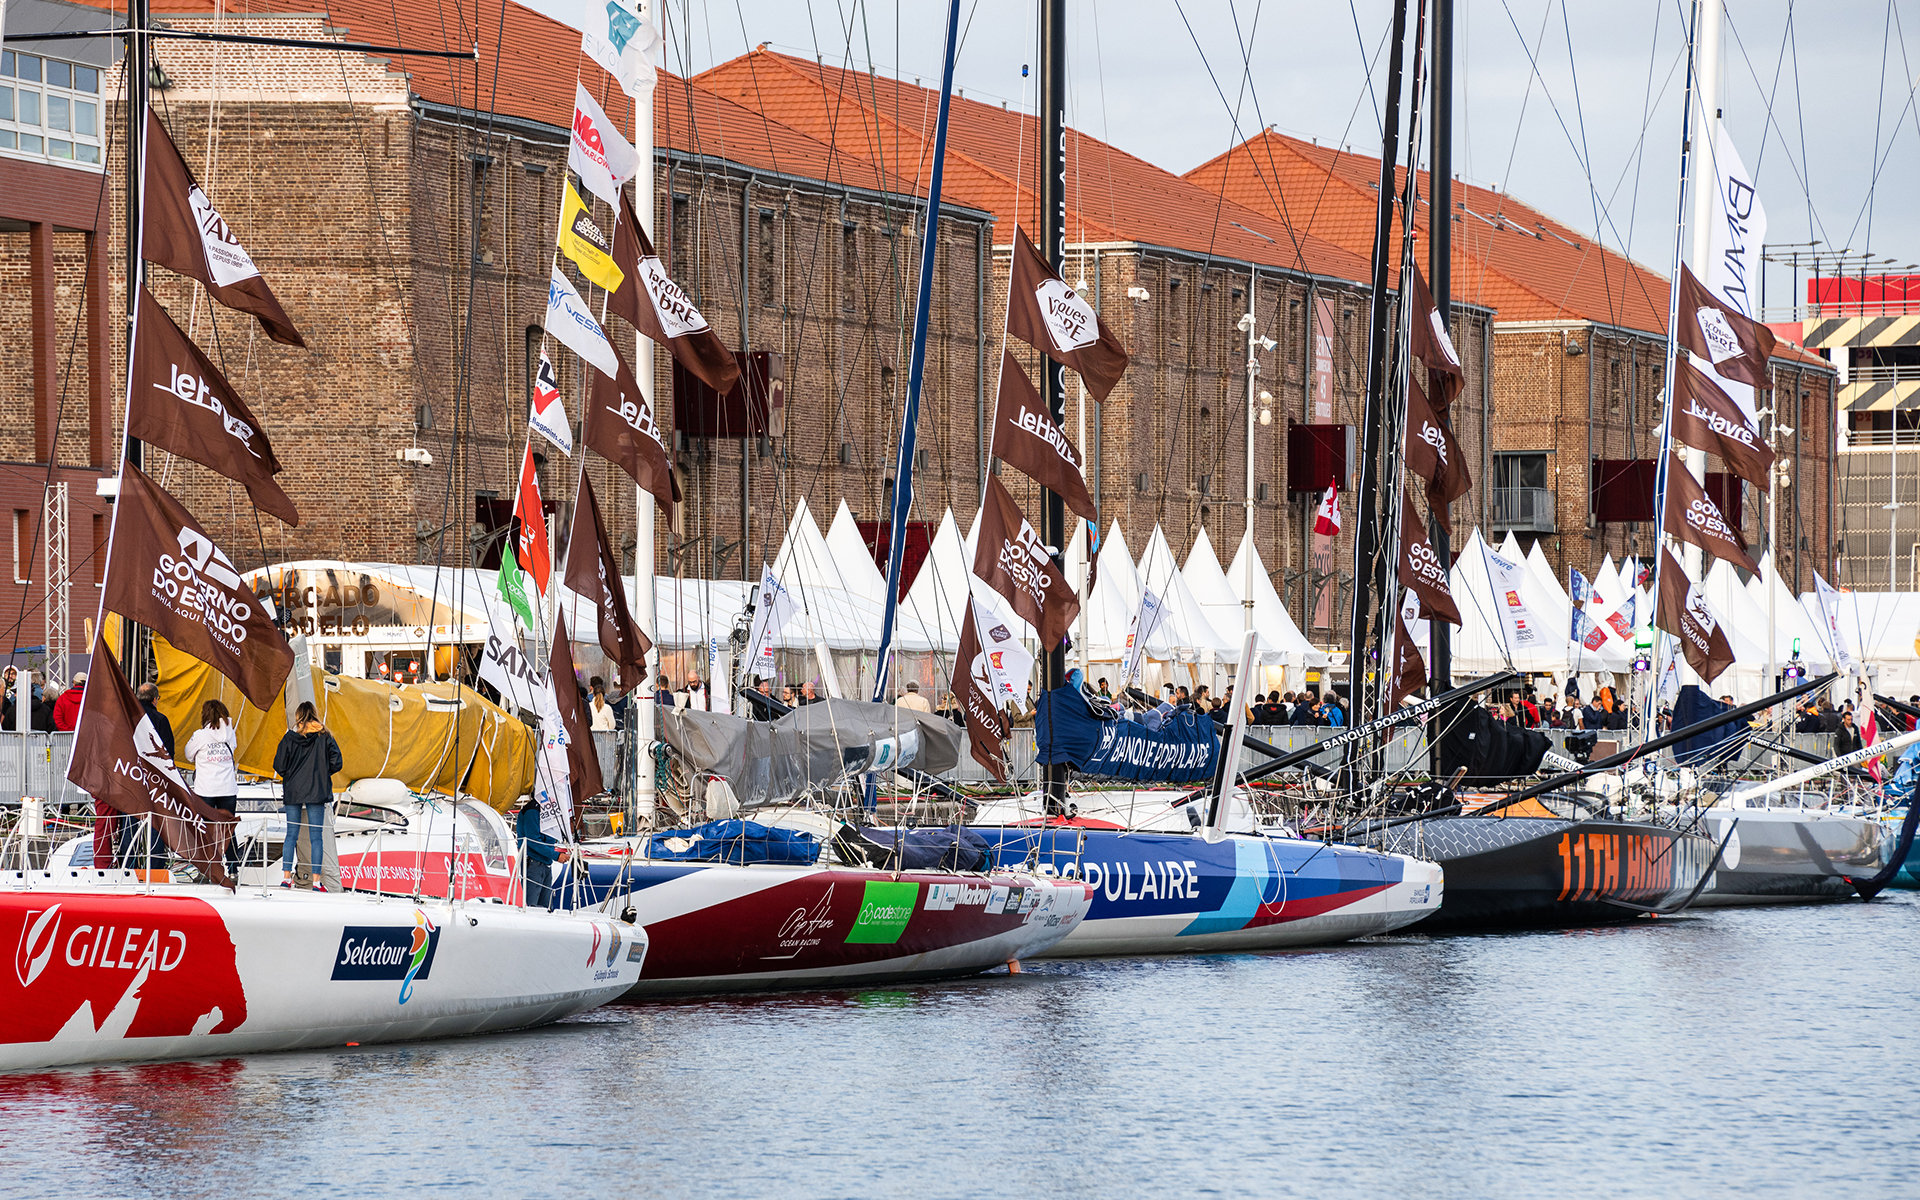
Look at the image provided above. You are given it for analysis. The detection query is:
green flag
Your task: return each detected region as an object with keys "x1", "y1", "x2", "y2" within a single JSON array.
[{"x1": 498, "y1": 544, "x2": 535, "y2": 630}]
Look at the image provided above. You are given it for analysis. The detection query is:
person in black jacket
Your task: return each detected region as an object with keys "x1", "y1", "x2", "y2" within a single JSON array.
[
  {"x1": 135, "y1": 681, "x2": 175, "y2": 757},
  {"x1": 273, "y1": 701, "x2": 342, "y2": 891},
  {"x1": 1835, "y1": 711, "x2": 1865, "y2": 756}
]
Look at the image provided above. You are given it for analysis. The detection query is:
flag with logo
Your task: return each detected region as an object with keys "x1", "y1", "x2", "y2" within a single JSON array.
[
  {"x1": 972, "y1": 475, "x2": 1080, "y2": 649},
  {"x1": 1404, "y1": 374, "x2": 1470, "y2": 533},
  {"x1": 610, "y1": 191, "x2": 741, "y2": 394},
  {"x1": 1813, "y1": 571, "x2": 1858, "y2": 676},
  {"x1": 957, "y1": 592, "x2": 1032, "y2": 783},
  {"x1": 563, "y1": 471, "x2": 651, "y2": 688},
  {"x1": 545, "y1": 266, "x2": 619, "y2": 376},
  {"x1": 558, "y1": 180, "x2": 625, "y2": 293},
  {"x1": 1407, "y1": 265, "x2": 1464, "y2": 409},
  {"x1": 103, "y1": 464, "x2": 295, "y2": 710},
  {"x1": 477, "y1": 624, "x2": 552, "y2": 714},
  {"x1": 67, "y1": 635, "x2": 238, "y2": 887},
  {"x1": 1655, "y1": 547, "x2": 1735, "y2": 683},
  {"x1": 513, "y1": 443, "x2": 553, "y2": 596},
  {"x1": 567, "y1": 82, "x2": 640, "y2": 208},
  {"x1": 1005, "y1": 226, "x2": 1129, "y2": 401},
  {"x1": 1708, "y1": 126, "x2": 1767, "y2": 319},
  {"x1": 527, "y1": 350, "x2": 572, "y2": 456},
  {"x1": 129, "y1": 289, "x2": 299, "y2": 526},
  {"x1": 1484, "y1": 543, "x2": 1545, "y2": 649},
  {"x1": 1119, "y1": 585, "x2": 1168, "y2": 688},
  {"x1": 1311, "y1": 480, "x2": 1340, "y2": 630},
  {"x1": 141, "y1": 110, "x2": 303, "y2": 347},
  {"x1": 1313, "y1": 481, "x2": 1342, "y2": 536},
  {"x1": 990, "y1": 350, "x2": 1097, "y2": 524},
  {"x1": 1663, "y1": 451, "x2": 1759, "y2": 573},
  {"x1": 1676, "y1": 265, "x2": 1777, "y2": 390},
  {"x1": 744, "y1": 565, "x2": 798, "y2": 678},
  {"x1": 1398, "y1": 495, "x2": 1460, "y2": 625},
  {"x1": 1603, "y1": 593, "x2": 1638, "y2": 642},
  {"x1": 1390, "y1": 588, "x2": 1430, "y2": 706},
  {"x1": 548, "y1": 627, "x2": 604, "y2": 809},
  {"x1": 583, "y1": 340, "x2": 677, "y2": 509},
  {"x1": 1674, "y1": 358, "x2": 1772, "y2": 485}
]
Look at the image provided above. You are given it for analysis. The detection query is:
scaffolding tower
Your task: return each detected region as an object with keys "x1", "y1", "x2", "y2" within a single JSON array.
[{"x1": 44, "y1": 482, "x2": 69, "y2": 683}]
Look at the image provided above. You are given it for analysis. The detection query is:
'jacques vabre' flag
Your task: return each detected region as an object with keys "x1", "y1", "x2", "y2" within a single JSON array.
[
  {"x1": 1006, "y1": 226, "x2": 1130, "y2": 402},
  {"x1": 105, "y1": 464, "x2": 295, "y2": 711},
  {"x1": 1662, "y1": 452, "x2": 1759, "y2": 574},
  {"x1": 130, "y1": 289, "x2": 300, "y2": 526},
  {"x1": 611, "y1": 191, "x2": 741, "y2": 395},
  {"x1": 1676, "y1": 264, "x2": 1778, "y2": 390},
  {"x1": 141, "y1": 110, "x2": 304, "y2": 347},
  {"x1": 563, "y1": 471, "x2": 651, "y2": 689},
  {"x1": 1672, "y1": 358, "x2": 1774, "y2": 488},
  {"x1": 989, "y1": 350, "x2": 1097, "y2": 524},
  {"x1": 68, "y1": 635, "x2": 239, "y2": 888},
  {"x1": 583, "y1": 341, "x2": 679, "y2": 510},
  {"x1": 972, "y1": 475, "x2": 1081, "y2": 649},
  {"x1": 1655, "y1": 547, "x2": 1736, "y2": 683},
  {"x1": 1398, "y1": 495, "x2": 1461, "y2": 626}
]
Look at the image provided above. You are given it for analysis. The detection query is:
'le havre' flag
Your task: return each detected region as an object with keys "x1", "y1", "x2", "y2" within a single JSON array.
[
  {"x1": 583, "y1": 340, "x2": 679, "y2": 511},
  {"x1": 989, "y1": 349, "x2": 1097, "y2": 524}
]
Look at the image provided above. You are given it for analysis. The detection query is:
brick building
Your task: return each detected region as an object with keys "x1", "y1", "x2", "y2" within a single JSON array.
[{"x1": 1188, "y1": 130, "x2": 1838, "y2": 594}]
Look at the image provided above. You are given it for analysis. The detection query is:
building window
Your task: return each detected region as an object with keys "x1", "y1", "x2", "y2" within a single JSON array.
[
  {"x1": 13, "y1": 510, "x2": 31, "y2": 584},
  {"x1": 1, "y1": 51, "x2": 103, "y2": 164},
  {"x1": 1490, "y1": 452, "x2": 1555, "y2": 531},
  {"x1": 1493, "y1": 452, "x2": 1549, "y2": 492},
  {"x1": 758, "y1": 209, "x2": 776, "y2": 308},
  {"x1": 841, "y1": 223, "x2": 859, "y2": 315}
]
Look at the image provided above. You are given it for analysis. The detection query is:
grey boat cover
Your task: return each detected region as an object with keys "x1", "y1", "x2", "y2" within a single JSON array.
[{"x1": 659, "y1": 700, "x2": 963, "y2": 807}]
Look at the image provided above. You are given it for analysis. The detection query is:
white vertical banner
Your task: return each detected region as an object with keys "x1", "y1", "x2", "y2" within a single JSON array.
[
  {"x1": 1813, "y1": 571, "x2": 1859, "y2": 676},
  {"x1": 1119, "y1": 586, "x2": 1167, "y2": 688},
  {"x1": 1483, "y1": 543, "x2": 1546, "y2": 650},
  {"x1": 743, "y1": 565, "x2": 798, "y2": 681}
]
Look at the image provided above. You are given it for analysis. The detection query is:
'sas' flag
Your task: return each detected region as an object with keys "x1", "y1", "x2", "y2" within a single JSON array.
[
  {"x1": 548, "y1": 626, "x2": 604, "y2": 808},
  {"x1": 513, "y1": 443, "x2": 553, "y2": 596},
  {"x1": 68, "y1": 635, "x2": 238, "y2": 888},
  {"x1": 130, "y1": 288, "x2": 299, "y2": 526},
  {"x1": 584, "y1": 340, "x2": 679, "y2": 510},
  {"x1": 1655, "y1": 547, "x2": 1736, "y2": 683},
  {"x1": 563, "y1": 471, "x2": 651, "y2": 689},
  {"x1": 1006, "y1": 226, "x2": 1129, "y2": 402},
  {"x1": 989, "y1": 350, "x2": 1097, "y2": 524},
  {"x1": 972, "y1": 475, "x2": 1080, "y2": 649},
  {"x1": 610, "y1": 191, "x2": 741, "y2": 395},
  {"x1": 141, "y1": 110, "x2": 304, "y2": 347},
  {"x1": 105, "y1": 464, "x2": 295, "y2": 711}
]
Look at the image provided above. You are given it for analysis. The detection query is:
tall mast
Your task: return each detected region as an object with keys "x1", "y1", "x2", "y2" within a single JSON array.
[
  {"x1": 631, "y1": 1, "x2": 659, "y2": 827},
  {"x1": 1039, "y1": 0, "x2": 1068, "y2": 811},
  {"x1": 1428, "y1": 0, "x2": 1453, "y2": 693},
  {"x1": 120, "y1": 0, "x2": 151, "y2": 681},
  {"x1": 1681, "y1": 1, "x2": 1721, "y2": 573}
]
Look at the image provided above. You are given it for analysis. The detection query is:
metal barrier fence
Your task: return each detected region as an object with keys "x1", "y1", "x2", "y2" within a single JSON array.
[{"x1": 0, "y1": 732, "x2": 74, "y2": 803}]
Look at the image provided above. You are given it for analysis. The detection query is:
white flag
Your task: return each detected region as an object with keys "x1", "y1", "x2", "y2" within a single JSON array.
[
  {"x1": 1814, "y1": 571, "x2": 1858, "y2": 676},
  {"x1": 515, "y1": 0, "x2": 658, "y2": 98},
  {"x1": 969, "y1": 592, "x2": 1034, "y2": 704},
  {"x1": 1708, "y1": 125, "x2": 1767, "y2": 320},
  {"x1": 545, "y1": 266, "x2": 618, "y2": 376},
  {"x1": 1401, "y1": 587, "x2": 1430, "y2": 658},
  {"x1": 744, "y1": 566, "x2": 798, "y2": 679},
  {"x1": 1484, "y1": 544, "x2": 1546, "y2": 650},
  {"x1": 1119, "y1": 585, "x2": 1168, "y2": 687},
  {"x1": 527, "y1": 350, "x2": 572, "y2": 456},
  {"x1": 478, "y1": 627, "x2": 557, "y2": 715},
  {"x1": 568, "y1": 84, "x2": 640, "y2": 209}
]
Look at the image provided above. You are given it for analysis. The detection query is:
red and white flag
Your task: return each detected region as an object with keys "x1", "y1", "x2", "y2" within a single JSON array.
[
  {"x1": 1313, "y1": 481, "x2": 1342, "y2": 536},
  {"x1": 527, "y1": 351, "x2": 572, "y2": 456},
  {"x1": 567, "y1": 83, "x2": 639, "y2": 209},
  {"x1": 513, "y1": 444, "x2": 552, "y2": 597}
]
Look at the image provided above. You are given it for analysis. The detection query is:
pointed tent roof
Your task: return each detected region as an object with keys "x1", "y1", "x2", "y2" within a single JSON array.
[
  {"x1": 824, "y1": 500, "x2": 887, "y2": 604},
  {"x1": 1182, "y1": 526, "x2": 1279, "y2": 665},
  {"x1": 1449, "y1": 530, "x2": 1631, "y2": 673},
  {"x1": 1076, "y1": 521, "x2": 1182, "y2": 662},
  {"x1": 1137, "y1": 526, "x2": 1237, "y2": 661},
  {"x1": 771, "y1": 498, "x2": 843, "y2": 597},
  {"x1": 1218, "y1": 527, "x2": 1331, "y2": 667},
  {"x1": 901, "y1": 507, "x2": 1031, "y2": 648}
]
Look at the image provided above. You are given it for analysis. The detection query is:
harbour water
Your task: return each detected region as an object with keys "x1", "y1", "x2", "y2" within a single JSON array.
[{"x1": 3, "y1": 895, "x2": 1914, "y2": 1198}]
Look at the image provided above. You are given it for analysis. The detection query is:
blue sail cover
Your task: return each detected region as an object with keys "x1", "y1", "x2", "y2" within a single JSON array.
[
  {"x1": 1672, "y1": 685, "x2": 1747, "y2": 766},
  {"x1": 1034, "y1": 687, "x2": 1219, "y2": 783}
]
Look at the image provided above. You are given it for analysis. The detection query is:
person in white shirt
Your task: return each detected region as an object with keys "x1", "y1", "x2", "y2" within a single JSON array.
[
  {"x1": 896, "y1": 681, "x2": 932, "y2": 713},
  {"x1": 184, "y1": 699, "x2": 240, "y2": 879},
  {"x1": 588, "y1": 677, "x2": 616, "y2": 731}
]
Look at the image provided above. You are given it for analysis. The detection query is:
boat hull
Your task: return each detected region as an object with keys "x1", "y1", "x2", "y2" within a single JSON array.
[
  {"x1": 1377, "y1": 817, "x2": 1715, "y2": 932},
  {"x1": 0, "y1": 869, "x2": 643, "y2": 1072},
  {"x1": 1688, "y1": 808, "x2": 1884, "y2": 905},
  {"x1": 1879, "y1": 812, "x2": 1920, "y2": 889},
  {"x1": 563, "y1": 860, "x2": 1093, "y2": 997},
  {"x1": 972, "y1": 827, "x2": 1442, "y2": 956}
]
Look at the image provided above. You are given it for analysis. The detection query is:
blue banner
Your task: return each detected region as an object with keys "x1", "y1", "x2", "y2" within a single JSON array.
[{"x1": 1034, "y1": 687, "x2": 1219, "y2": 783}]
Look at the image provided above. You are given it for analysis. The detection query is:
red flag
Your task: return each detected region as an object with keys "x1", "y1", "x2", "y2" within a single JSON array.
[
  {"x1": 104, "y1": 465, "x2": 295, "y2": 711},
  {"x1": 1655, "y1": 547, "x2": 1736, "y2": 683},
  {"x1": 1313, "y1": 481, "x2": 1342, "y2": 536},
  {"x1": 1006, "y1": 226, "x2": 1130, "y2": 401},
  {"x1": 609, "y1": 191, "x2": 741, "y2": 395},
  {"x1": 989, "y1": 350, "x2": 1097, "y2": 524},
  {"x1": 67, "y1": 637, "x2": 238, "y2": 888},
  {"x1": 1676, "y1": 265, "x2": 1778, "y2": 390},
  {"x1": 513, "y1": 444, "x2": 553, "y2": 596},
  {"x1": 563, "y1": 471, "x2": 651, "y2": 689},
  {"x1": 1399, "y1": 495, "x2": 1461, "y2": 626},
  {"x1": 583, "y1": 340, "x2": 679, "y2": 511},
  {"x1": 972, "y1": 475, "x2": 1081, "y2": 649},
  {"x1": 130, "y1": 288, "x2": 299, "y2": 526},
  {"x1": 141, "y1": 110, "x2": 304, "y2": 347},
  {"x1": 548, "y1": 627, "x2": 605, "y2": 807}
]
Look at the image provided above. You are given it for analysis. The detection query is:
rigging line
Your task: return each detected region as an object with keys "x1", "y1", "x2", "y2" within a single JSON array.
[
  {"x1": 1721, "y1": 5, "x2": 1832, "y2": 249},
  {"x1": 1347, "y1": 0, "x2": 1382, "y2": 134},
  {"x1": 1846, "y1": 0, "x2": 1897, "y2": 255},
  {"x1": 1624, "y1": 0, "x2": 1668, "y2": 276},
  {"x1": 1787, "y1": 3, "x2": 1817, "y2": 249},
  {"x1": 1559, "y1": 1, "x2": 1619, "y2": 330}
]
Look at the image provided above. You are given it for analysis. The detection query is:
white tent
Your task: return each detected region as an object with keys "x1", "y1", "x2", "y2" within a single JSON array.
[
  {"x1": 1800, "y1": 589, "x2": 1920, "y2": 695},
  {"x1": 823, "y1": 500, "x2": 887, "y2": 604},
  {"x1": 1449, "y1": 530, "x2": 1633, "y2": 674},
  {"x1": 770, "y1": 498, "x2": 844, "y2": 598},
  {"x1": 1745, "y1": 553, "x2": 1832, "y2": 674},
  {"x1": 1182, "y1": 526, "x2": 1284, "y2": 666},
  {"x1": 1700, "y1": 560, "x2": 1782, "y2": 700},
  {"x1": 1221, "y1": 527, "x2": 1330, "y2": 668},
  {"x1": 1137, "y1": 525, "x2": 1238, "y2": 663}
]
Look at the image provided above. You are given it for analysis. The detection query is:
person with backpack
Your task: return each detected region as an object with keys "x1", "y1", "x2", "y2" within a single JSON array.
[{"x1": 273, "y1": 701, "x2": 342, "y2": 891}]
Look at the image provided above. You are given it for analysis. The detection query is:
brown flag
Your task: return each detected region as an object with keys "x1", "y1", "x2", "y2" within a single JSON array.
[
  {"x1": 142, "y1": 111, "x2": 304, "y2": 348},
  {"x1": 563, "y1": 471, "x2": 651, "y2": 687},
  {"x1": 610, "y1": 191, "x2": 741, "y2": 395},
  {"x1": 1389, "y1": 589, "x2": 1429, "y2": 707},
  {"x1": 1007, "y1": 226, "x2": 1130, "y2": 402},
  {"x1": 972, "y1": 475, "x2": 1081, "y2": 649},
  {"x1": 1673, "y1": 358, "x2": 1775, "y2": 489},
  {"x1": 105, "y1": 464, "x2": 295, "y2": 711},
  {"x1": 1663, "y1": 452, "x2": 1759, "y2": 573},
  {"x1": 584, "y1": 340, "x2": 679, "y2": 510},
  {"x1": 957, "y1": 607, "x2": 1012, "y2": 783},
  {"x1": 1655, "y1": 547, "x2": 1736, "y2": 683},
  {"x1": 1398, "y1": 494, "x2": 1461, "y2": 625},
  {"x1": 1676, "y1": 265, "x2": 1777, "y2": 390},
  {"x1": 130, "y1": 289, "x2": 300, "y2": 526},
  {"x1": 548, "y1": 627, "x2": 605, "y2": 807},
  {"x1": 1408, "y1": 265, "x2": 1465, "y2": 409},
  {"x1": 68, "y1": 636, "x2": 238, "y2": 888},
  {"x1": 989, "y1": 350, "x2": 1097, "y2": 524},
  {"x1": 1404, "y1": 374, "x2": 1471, "y2": 533}
]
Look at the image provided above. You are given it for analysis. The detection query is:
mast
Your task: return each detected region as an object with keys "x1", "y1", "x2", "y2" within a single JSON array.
[
  {"x1": 120, "y1": 0, "x2": 151, "y2": 681},
  {"x1": 1039, "y1": 0, "x2": 1068, "y2": 811},
  {"x1": 632, "y1": 2, "x2": 659, "y2": 828},
  {"x1": 870, "y1": 0, "x2": 962, "y2": 701},
  {"x1": 1427, "y1": 0, "x2": 1453, "y2": 692}
]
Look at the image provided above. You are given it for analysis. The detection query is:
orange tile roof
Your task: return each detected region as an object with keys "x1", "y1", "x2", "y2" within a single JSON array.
[{"x1": 693, "y1": 50, "x2": 1374, "y2": 284}]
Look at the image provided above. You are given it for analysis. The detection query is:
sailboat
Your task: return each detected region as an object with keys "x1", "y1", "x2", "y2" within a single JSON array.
[{"x1": 0, "y1": 4, "x2": 645, "y2": 1073}]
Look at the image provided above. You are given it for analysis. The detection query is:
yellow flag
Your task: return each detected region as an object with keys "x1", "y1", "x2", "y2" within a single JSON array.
[{"x1": 557, "y1": 180, "x2": 624, "y2": 292}]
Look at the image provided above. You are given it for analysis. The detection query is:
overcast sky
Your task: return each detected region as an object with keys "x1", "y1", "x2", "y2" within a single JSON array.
[{"x1": 665, "y1": 0, "x2": 1920, "y2": 311}]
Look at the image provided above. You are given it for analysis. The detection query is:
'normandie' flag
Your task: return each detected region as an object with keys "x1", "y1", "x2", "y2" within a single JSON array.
[
  {"x1": 972, "y1": 475, "x2": 1080, "y2": 649},
  {"x1": 142, "y1": 110, "x2": 304, "y2": 347},
  {"x1": 68, "y1": 634, "x2": 238, "y2": 888},
  {"x1": 1655, "y1": 547, "x2": 1736, "y2": 683},
  {"x1": 957, "y1": 598, "x2": 1013, "y2": 783},
  {"x1": 610, "y1": 191, "x2": 741, "y2": 395},
  {"x1": 558, "y1": 179, "x2": 625, "y2": 293},
  {"x1": 989, "y1": 350, "x2": 1097, "y2": 524},
  {"x1": 130, "y1": 288, "x2": 300, "y2": 526},
  {"x1": 1390, "y1": 589, "x2": 1429, "y2": 707},
  {"x1": 563, "y1": 471, "x2": 651, "y2": 690},
  {"x1": 105, "y1": 464, "x2": 295, "y2": 711},
  {"x1": 1006, "y1": 226, "x2": 1129, "y2": 401},
  {"x1": 583, "y1": 340, "x2": 678, "y2": 510}
]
